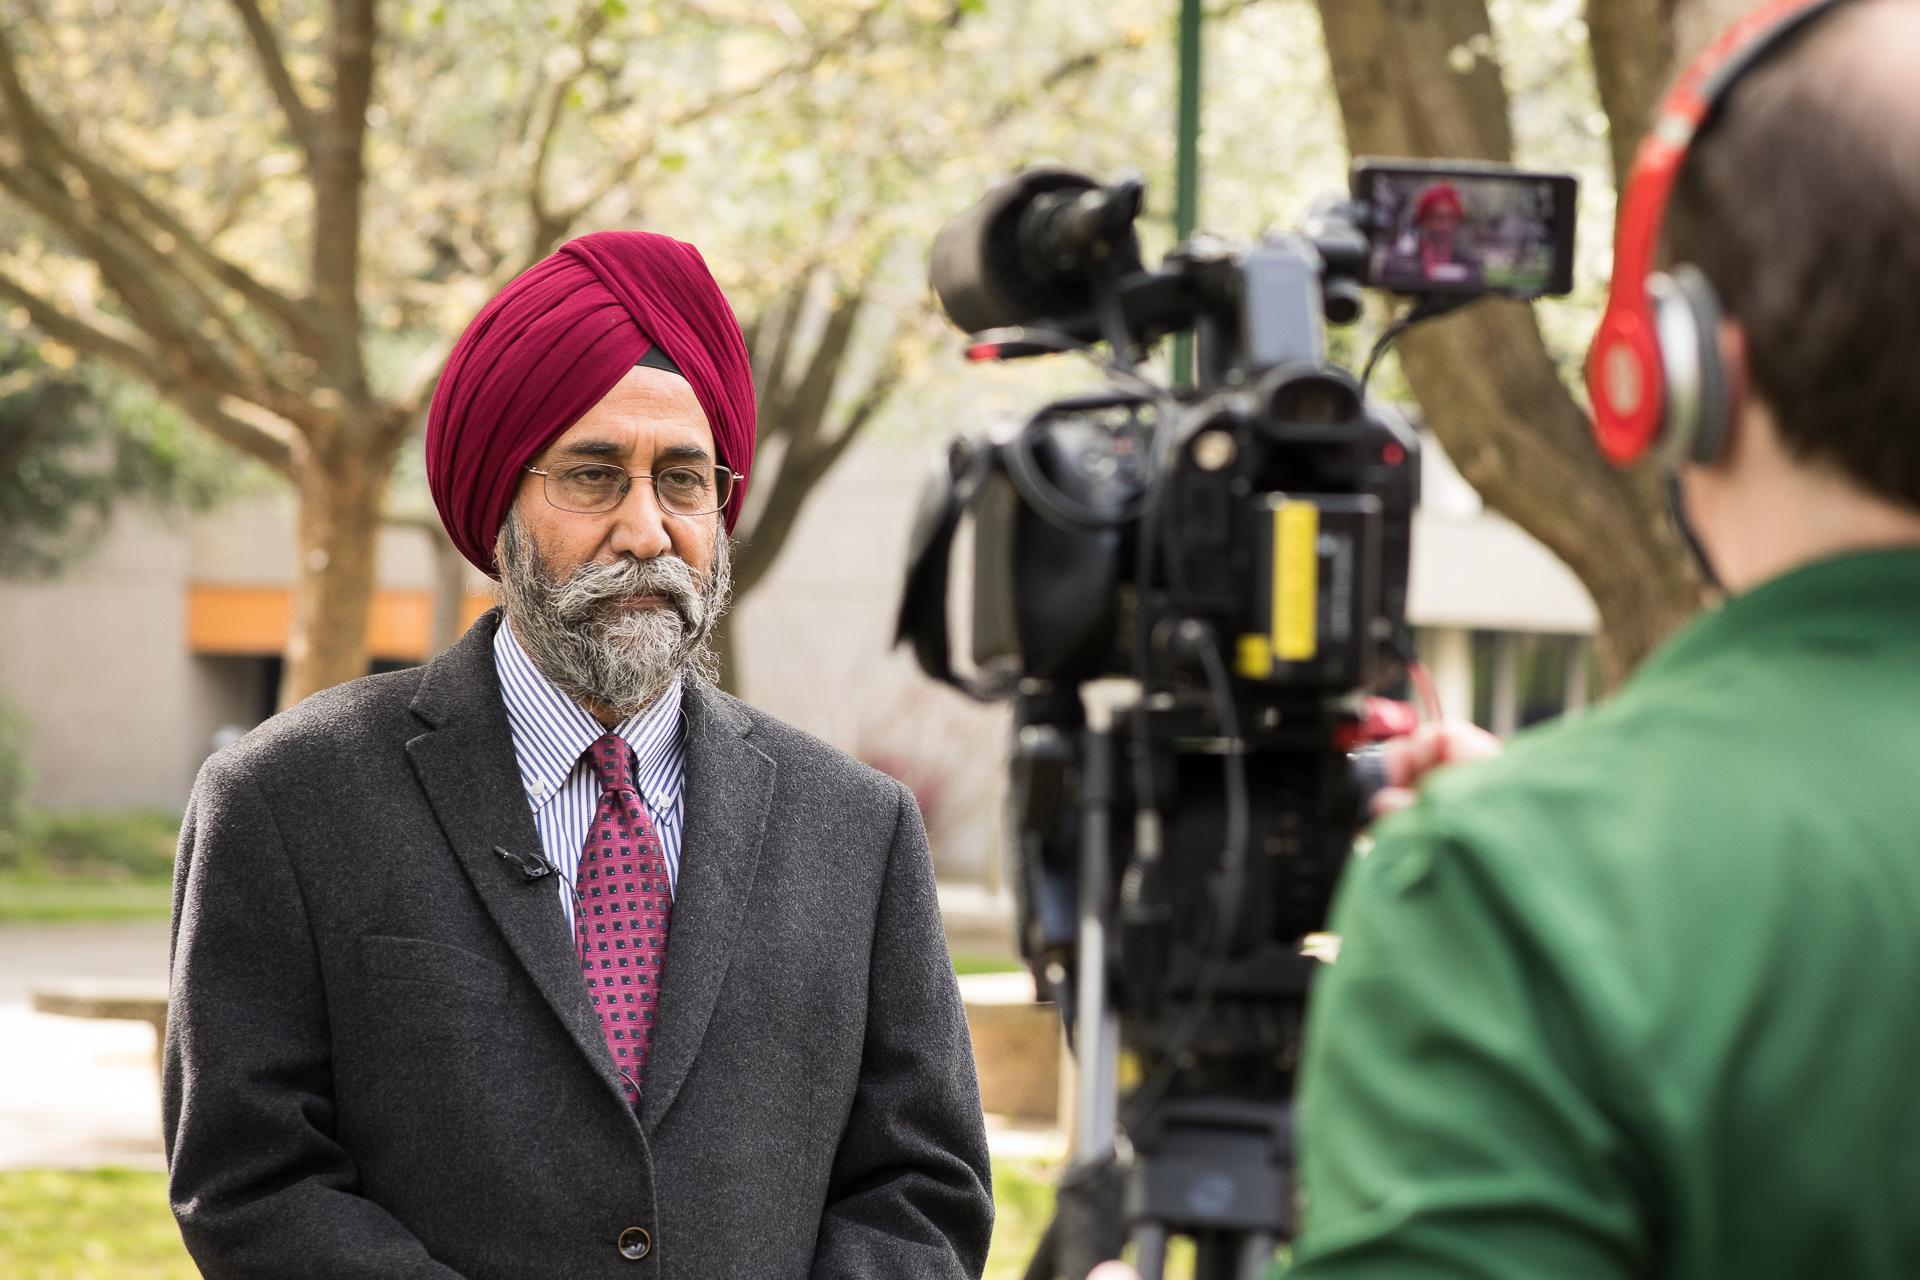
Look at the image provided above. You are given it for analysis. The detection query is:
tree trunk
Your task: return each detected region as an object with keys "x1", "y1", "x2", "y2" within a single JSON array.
[
  {"x1": 1315, "y1": 0, "x2": 1703, "y2": 689},
  {"x1": 1587, "y1": 0, "x2": 1677, "y2": 185},
  {"x1": 426, "y1": 521, "x2": 470, "y2": 656},
  {"x1": 278, "y1": 431, "x2": 398, "y2": 707}
]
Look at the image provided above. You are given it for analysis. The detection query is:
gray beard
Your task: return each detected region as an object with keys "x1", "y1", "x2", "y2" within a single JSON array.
[{"x1": 496, "y1": 511, "x2": 732, "y2": 717}]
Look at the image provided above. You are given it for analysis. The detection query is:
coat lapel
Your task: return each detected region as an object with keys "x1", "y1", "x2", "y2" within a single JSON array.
[
  {"x1": 640, "y1": 679, "x2": 775, "y2": 1133},
  {"x1": 404, "y1": 612, "x2": 631, "y2": 1105}
]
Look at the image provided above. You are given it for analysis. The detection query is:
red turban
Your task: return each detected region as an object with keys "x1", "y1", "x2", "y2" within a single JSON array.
[
  {"x1": 1414, "y1": 182, "x2": 1465, "y2": 225},
  {"x1": 426, "y1": 231, "x2": 756, "y2": 575}
]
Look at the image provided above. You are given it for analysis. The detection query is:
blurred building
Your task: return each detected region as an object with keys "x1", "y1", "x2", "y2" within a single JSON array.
[
  {"x1": 0, "y1": 431, "x2": 1597, "y2": 884},
  {"x1": 0, "y1": 498, "x2": 491, "y2": 811}
]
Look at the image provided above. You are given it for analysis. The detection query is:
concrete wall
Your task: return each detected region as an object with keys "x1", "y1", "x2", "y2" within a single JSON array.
[
  {"x1": 0, "y1": 490, "x2": 484, "y2": 813},
  {"x1": 0, "y1": 508, "x2": 201, "y2": 810},
  {"x1": 189, "y1": 493, "x2": 461, "y2": 590},
  {"x1": 1407, "y1": 428, "x2": 1597, "y2": 634},
  {"x1": 729, "y1": 436, "x2": 1012, "y2": 884}
]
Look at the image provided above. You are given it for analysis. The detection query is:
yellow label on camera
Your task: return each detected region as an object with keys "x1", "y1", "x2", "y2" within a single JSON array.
[
  {"x1": 1237, "y1": 633, "x2": 1275, "y2": 680},
  {"x1": 1273, "y1": 500, "x2": 1319, "y2": 661}
]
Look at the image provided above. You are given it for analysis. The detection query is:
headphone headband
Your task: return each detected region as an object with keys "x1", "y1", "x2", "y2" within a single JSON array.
[{"x1": 1587, "y1": 0, "x2": 1853, "y2": 464}]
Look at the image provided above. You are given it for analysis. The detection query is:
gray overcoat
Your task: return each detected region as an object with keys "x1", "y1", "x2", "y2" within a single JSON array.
[{"x1": 162, "y1": 612, "x2": 993, "y2": 1278}]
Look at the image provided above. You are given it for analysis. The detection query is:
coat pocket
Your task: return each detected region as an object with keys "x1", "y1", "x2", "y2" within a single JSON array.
[{"x1": 361, "y1": 933, "x2": 509, "y2": 999}]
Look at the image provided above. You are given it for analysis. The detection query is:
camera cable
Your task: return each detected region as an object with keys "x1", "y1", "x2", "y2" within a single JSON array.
[
  {"x1": 1359, "y1": 293, "x2": 1478, "y2": 396},
  {"x1": 1121, "y1": 622, "x2": 1250, "y2": 1133}
]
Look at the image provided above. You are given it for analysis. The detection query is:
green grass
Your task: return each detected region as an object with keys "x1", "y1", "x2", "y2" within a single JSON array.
[
  {"x1": 0, "y1": 809, "x2": 179, "y2": 922},
  {"x1": 0, "y1": 810, "x2": 181, "y2": 880},
  {"x1": 0, "y1": 1160, "x2": 1060, "y2": 1277},
  {"x1": 0, "y1": 874, "x2": 173, "y2": 923},
  {"x1": 987, "y1": 1157, "x2": 1059, "y2": 1278},
  {"x1": 0, "y1": 1168, "x2": 195, "y2": 1280},
  {"x1": 953, "y1": 951, "x2": 1026, "y2": 976},
  {"x1": 0, "y1": 809, "x2": 180, "y2": 921}
]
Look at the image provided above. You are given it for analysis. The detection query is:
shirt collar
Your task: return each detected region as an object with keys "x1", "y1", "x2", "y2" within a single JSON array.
[
  {"x1": 1631, "y1": 545, "x2": 1920, "y2": 689},
  {"x1": 612, "y1": 677, "x2": 686, "y2": 820},
  {"x1": 493, "y1": 618, "x2": 685, "y2": 815}
]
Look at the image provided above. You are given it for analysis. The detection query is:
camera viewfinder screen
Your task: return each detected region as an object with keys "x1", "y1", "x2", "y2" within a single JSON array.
[{"x1": 1359, "y1": 167, "x2": 1576, "y2": 298}]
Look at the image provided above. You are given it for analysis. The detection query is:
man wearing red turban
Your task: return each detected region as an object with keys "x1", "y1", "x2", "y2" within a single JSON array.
[
  {"x1": 1411, "y1": 181, "x2": 1481, "y2": 286},
  {"x1": 163, "y1": 232, "x2": 994, "y2": 1279}
]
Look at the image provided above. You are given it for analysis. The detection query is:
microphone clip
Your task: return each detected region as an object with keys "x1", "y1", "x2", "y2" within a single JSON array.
[{"x1": 493, "y1": 845, "x2": 554, "y2": 883}]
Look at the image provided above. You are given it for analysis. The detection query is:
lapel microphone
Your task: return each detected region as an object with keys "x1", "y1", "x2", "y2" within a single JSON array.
[
  {"x1": 493, "y1": 844, "x2": 555, "y2": 883},
  {"x1": 495, "y1": 845, "x2": 587, "y2": 927}
]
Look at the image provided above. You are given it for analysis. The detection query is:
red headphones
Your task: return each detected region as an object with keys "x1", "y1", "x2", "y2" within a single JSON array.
[{"x1": 1586, "y1": 0, "x2": 1853, "y2": 466}]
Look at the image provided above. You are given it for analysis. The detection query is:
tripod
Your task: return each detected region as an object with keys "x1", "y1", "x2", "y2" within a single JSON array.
[
  {"x1": 1124, "y1": 1094, "x2": 1294, "y2": 1280},
  {"x1": 1022, "y1": 682, "x2": 1324, "y2": 1280}
]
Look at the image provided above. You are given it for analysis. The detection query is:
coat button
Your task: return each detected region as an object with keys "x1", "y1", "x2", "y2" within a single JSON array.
[{"x1": 618, "y1": 1226, "x2": 652, "y2": 1260}]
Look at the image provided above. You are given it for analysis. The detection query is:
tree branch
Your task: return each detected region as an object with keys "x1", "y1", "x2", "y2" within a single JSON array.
[
  {"x1": 748, "y1": 267, "x2": 812, "y2": 417},
  {"x1": 0, "y1": 160, "x2": 328, "y2": 435},
  {"x1": 733, "y1": 342, "x2": 903, "y2": 598},
  {"x1": 0, "y1": 24, "x2": 317, "y2": 349},
  {"x1": 537, "y1": 4, "x2": 888, "y2": 252},
  {"x1": 1586, "y1": 0, "x2": 1675, "y2": 188},
  {"x1": 228, "y1": 0, "x2": 319, "y2": 163},
  {"x1": 982, "y1": 0, "x2": 1272, "y2": 131},
  {"x1": 523, "y1": 9, "x2": 608, "y2": 261},
  {"x1": 782, "y1": 287, "x2": 867, "y2": 451},
  {"x1": 181, "y1": 392, "x2": 303, "y2": 474},
  {"x1": 0, "y1": 166, "x2": 253, "y2": 386},
  {"x1": 310, "y1": 0, "x2": 377, "y2": 398},
  {"x1": 1315, "y1": 0, "x2": 1701, "y2": 685},
  {"x1": 0, "y1": 268, "x2": 296, "y2": 473},
  {"x1": 671, "y1": 0, "x2": 800, "y2": 37}
]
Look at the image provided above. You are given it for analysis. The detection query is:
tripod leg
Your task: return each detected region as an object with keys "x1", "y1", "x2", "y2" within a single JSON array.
[
  {"x1": 1019, "y1": 1214, "x2": 1058, "y2": 1280},
  {"x1": 1236, "y1": 1232, "x2": 1278, "y2": 1280},
  {"x1": 1131, "y1": 1223, "x2": 1170, "y2": 1280}
]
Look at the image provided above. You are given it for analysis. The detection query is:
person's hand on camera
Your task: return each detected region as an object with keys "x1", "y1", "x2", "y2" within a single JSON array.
[
  {"x1": 1087, "y1": 1264, "x2": 1139, "y2": 1280},
  {"x1": 1372, "y1": 720, "x2": 1502, "y2": 819}
]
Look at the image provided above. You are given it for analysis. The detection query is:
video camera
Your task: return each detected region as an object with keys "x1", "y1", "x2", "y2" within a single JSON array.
[{"x1": 897, "y1": 159, "x2": 1576, "y2": 1280}]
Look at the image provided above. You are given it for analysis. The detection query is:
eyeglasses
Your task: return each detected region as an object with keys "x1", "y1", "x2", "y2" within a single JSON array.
[{"x1": 524, "y1": 462, "x2": 739, "y2": 517}]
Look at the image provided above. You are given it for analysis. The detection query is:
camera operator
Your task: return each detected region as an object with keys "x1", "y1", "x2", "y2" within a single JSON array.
[
  {"x1": 1099, "y1": 0, "x2": 1920, "y2": 1275},
  {"x1": 1291, "y1": 2, "x2": 1920, "y2": 1275}
]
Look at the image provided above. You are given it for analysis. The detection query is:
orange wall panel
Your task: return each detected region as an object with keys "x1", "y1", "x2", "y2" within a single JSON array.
[{"x1": 189, "y1": 585, "x2": 497, "y2": 661}]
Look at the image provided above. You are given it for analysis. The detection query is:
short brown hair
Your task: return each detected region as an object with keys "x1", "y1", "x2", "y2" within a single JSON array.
[{"x1": 1665, "y1": 0, "x2": 1920, "y2": 511}]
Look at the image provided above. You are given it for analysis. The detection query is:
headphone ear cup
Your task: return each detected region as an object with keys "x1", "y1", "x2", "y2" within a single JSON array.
[{"x1": 1654, "y1": 265, "x2": 1732, "y2": 463}]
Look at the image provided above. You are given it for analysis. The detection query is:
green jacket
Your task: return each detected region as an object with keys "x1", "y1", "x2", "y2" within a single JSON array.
[{"x1": 1287, "y1": 548, "x2": 1920, "y2": 1279}]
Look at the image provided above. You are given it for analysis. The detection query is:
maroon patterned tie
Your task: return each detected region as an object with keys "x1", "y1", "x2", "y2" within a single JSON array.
[{"x1": 575, "y1": 733, "x2": 673, "y2": 1106}]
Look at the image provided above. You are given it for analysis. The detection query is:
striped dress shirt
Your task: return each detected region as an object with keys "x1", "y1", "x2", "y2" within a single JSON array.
[{"x1": 492, "y1": 620, "x2": 687, "y2": 934}]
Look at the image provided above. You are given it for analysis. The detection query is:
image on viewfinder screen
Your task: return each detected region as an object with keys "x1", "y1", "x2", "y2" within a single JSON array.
[{"x1": 1364, "y1": 171, "x2": 1568, "y2": 296}]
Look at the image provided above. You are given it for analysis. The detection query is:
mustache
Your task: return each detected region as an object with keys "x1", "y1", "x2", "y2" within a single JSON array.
[{"x1": 549, "y1": 554, "x2": 705, "y2": 625}]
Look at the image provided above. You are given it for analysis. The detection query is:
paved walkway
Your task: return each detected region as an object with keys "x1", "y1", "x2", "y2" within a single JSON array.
[
  {"x1": 0, "y1": 921, "x2": 170, "y2": 1170},
  {"x1": 0, "y1": 918, "x2": 1066, "y2": 1173}
]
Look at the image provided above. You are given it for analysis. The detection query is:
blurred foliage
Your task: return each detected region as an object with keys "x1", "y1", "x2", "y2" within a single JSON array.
[
  {"x1": 0, "y1": 808, "x2": 180, "y2": 880},
  {"x1": 0, "y1": 0, "x2": 1641, "y2": 689},
  {"x1": 0, "y1": 0, "x2": 1629, "y2": 460},
  {"x1": 0, "y1": 0, "x2": 1628, "y2": 498},
  {"x1": 0, "y1": 339, "x2": 259, "y2": 579}
]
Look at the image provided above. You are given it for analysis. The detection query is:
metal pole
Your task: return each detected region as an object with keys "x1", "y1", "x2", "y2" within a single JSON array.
[
  {"x1": 1172, "y1": 0, "x2": 1204, "y2": 389},
  {"x1": 1072, "y1": 680, "x2": 1137, "y2": 1164}
]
